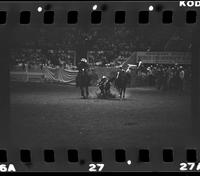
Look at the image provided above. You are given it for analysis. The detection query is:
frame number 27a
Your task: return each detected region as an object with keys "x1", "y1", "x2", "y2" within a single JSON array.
[
  {"x1": 180, "y1": 163, "x2": 200, "y2": 171},
  {"x1": 89, "y1": 163, "x2": 104, "y2": 172}
]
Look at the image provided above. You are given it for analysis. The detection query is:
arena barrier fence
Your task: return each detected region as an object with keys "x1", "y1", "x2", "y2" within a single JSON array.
[{"x1": 10, "y1": 66, "x2": 78, "y2": 86}]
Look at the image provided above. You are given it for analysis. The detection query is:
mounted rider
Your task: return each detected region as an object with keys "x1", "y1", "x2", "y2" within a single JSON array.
[
  {"x1": 76, "y1": 58, "x2": 89, "y2": 86},
  {"x1": 76, "y1": 58, "x2": 90, "y2": 98},
  {"x1": 77, "y1": 58, "x2": 89, "y2": 72},
  {"x1": 116, "y1": 66, "x2": 125, "y2": 79},
  {"x1": 115, "y1": 66, "x2": 126, "y2": 90}
]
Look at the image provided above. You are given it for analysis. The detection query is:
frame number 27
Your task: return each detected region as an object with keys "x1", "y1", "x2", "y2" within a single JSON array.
[{"x1": 89, "y1": 163, "x2": 104, "y2": 172}]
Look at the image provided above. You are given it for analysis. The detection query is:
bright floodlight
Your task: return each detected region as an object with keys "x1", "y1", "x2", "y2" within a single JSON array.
[
  {"x1": 92, "y1": 4, "x2": 98, "y2": 11},
  {"x1": 37, "y1": 6, "x2": 43, "y2": 12},
  {"x1": 149, "y1": 5, "x2": 154, "y2": 11},
  {"x1": 127, "y1": 160, "x2": 132, "y2": 165}
]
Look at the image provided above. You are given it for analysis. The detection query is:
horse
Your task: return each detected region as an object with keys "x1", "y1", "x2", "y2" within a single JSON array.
[
  {"x1": 76, "y1": 68, "x2": 91, "y2": 98},
  {"x1": 114, "y1": 70, "x2": 131, "y2": 99}
]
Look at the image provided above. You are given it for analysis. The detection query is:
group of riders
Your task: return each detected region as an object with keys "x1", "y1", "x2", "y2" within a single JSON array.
[{"x1": 76, "y1": 58, "x2": 131, "y2": 99}]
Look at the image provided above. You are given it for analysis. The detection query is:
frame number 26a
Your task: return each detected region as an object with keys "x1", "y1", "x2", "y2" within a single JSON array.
[{"x1": 89, "y1": 163, "x2": 104, "y2": 172}]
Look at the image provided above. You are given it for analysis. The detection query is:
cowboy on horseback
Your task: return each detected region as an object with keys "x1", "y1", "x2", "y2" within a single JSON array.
[
  {"x1": 76, "y1": 58, "x2": 90, "y2": 99},
  {"x1": 115, "y1": 66, "x2": 126, "y2": 89},
  {"x1": 115, "y1": 66, "x2": 131, "y2": 99},
  {"x1": 77, "y1": 58, "x2": 89, "y2": 72},
  {"x1": 116, "y1": 66, "x2": 125, "y2": 78}
]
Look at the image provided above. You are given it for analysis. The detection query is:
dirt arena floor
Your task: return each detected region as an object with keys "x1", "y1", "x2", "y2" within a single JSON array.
[{"x1": 10, "y1": 82, "x2": 197, "y2": 149}]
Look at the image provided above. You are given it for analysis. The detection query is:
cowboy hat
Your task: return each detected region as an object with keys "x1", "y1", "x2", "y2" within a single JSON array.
[{"x1": 81, "y1": 58, "x2": 87, "y2": 62}]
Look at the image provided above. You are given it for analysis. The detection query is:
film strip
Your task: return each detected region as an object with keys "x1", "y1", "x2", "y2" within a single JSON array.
[
  {"x1": 0, "y1": 148, "x2": 199, "y2": 162},
  {"x1": 0, "y1": 1, "x2": 200, "y2": 172},
  {"x1": 0, "y1": 4, "x2": 199, "y2": 25}
]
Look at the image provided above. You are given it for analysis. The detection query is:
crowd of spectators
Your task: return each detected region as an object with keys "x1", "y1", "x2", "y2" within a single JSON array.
[
  {"x1": 133, "y1": 63, "x2": 192, "y2": 92},
  {"x1": 11, "y1": 26, "x2": 192, "y2": 68}
]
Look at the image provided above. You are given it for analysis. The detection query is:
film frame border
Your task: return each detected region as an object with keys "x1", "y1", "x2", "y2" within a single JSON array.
[{"x1": 0, "y1": 1, "x2": 199, "y2": 172}]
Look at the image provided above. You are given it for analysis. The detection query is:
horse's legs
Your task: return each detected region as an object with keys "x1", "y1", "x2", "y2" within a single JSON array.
[
  {"x1": 119, "y1": 88, "x2": 122, "y2": 99},
  {"x1": 85, "y1": 86, "x2": 89, "y2": 98},
  {"x1": 123, "y1": 88, "x2": 126, "y2": 99},
  {"x1": 80, "y1": 87, "x2": 85, "y2": 98}
]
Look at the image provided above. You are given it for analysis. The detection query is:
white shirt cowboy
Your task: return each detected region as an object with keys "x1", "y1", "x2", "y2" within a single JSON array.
[{"x1": 116, "y1": 67, "x2": 125, "y2": 79}]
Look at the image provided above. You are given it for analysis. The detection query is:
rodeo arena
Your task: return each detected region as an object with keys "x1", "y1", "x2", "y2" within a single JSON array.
[{"x1": 10, "y1": 27, "x2": 194, "y2": 147}]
